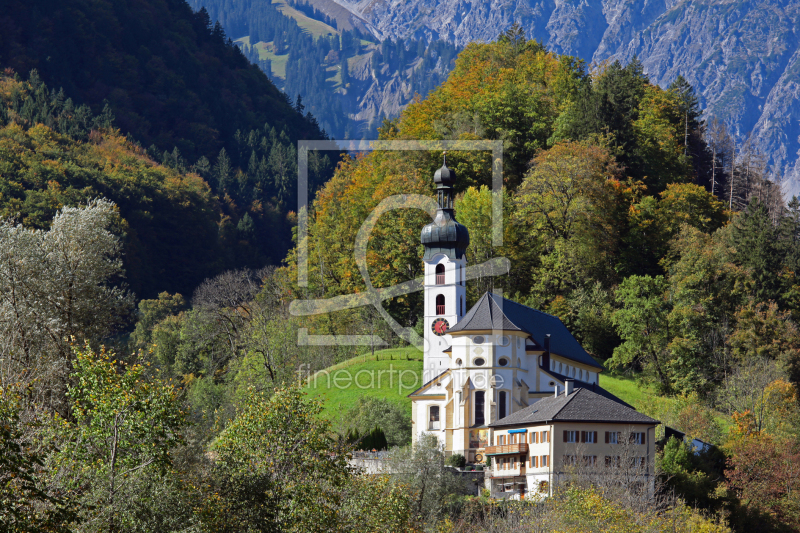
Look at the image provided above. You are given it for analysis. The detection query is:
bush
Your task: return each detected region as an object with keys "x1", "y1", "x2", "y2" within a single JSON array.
[{"x1": 446, "y1": 453, "x2": 466, "y2": 468}]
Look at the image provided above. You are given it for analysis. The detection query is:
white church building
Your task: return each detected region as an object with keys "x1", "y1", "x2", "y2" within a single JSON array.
[{"x1": 409, "y1": 161, "x2": 658, "y2": 499}]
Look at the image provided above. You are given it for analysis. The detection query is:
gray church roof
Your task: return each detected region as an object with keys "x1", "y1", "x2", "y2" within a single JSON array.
[
  {"x1": 448, "y1": 292, "x2": 603, "y2": 370},
  {"x1": 490, "y1": 387, "x2": 659, "y2": 427}
]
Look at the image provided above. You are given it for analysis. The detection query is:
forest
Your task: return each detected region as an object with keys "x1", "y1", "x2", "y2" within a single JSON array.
[{"x1": 2, "y1": 11, "x2": 800, "y2": 533}]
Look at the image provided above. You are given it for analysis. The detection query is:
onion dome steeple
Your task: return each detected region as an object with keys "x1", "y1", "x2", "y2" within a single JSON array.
[{"x1": 420, "y1": 154, "x2": 469, "y2": 261}]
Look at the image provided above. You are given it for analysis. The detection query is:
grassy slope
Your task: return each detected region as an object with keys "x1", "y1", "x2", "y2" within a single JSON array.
[
  {"x1": 304, "y1": 347, "x2": 424, "y2": 421},
  {"x1": 273, "y1": 0, "x2": 338, "y2": 38},
  {"x1": 305, "y1": 348, "x2": 680, "y2": 430}
]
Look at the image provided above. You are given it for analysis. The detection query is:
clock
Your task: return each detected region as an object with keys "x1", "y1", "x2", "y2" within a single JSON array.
[{"x1": 431, "y1": 317, "x2": 450, "y2": 336}]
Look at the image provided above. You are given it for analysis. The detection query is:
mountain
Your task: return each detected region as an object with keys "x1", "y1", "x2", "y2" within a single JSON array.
[
  {"x1": 326, "y1": 0, "x2": 800, "y2": 196},
  {"x1": 191, "y1": 0, "x2": 458, "y2": 138}
]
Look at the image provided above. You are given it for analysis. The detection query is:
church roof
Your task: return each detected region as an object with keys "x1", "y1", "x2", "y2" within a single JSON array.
[
  {"x1": 490, "y1": 387, "x2": 658, "y2": 427},
  {"x1": 448, "y1": 292, "x2": 603, "y2": 370}
]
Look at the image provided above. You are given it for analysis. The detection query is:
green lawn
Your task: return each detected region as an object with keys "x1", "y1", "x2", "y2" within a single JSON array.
[
  {"x1": 305, "y1": 349, "x2": 708, "y2": 437},
  {"x1": 304, "y1": 347, "x2": 424, "y2": 421}
]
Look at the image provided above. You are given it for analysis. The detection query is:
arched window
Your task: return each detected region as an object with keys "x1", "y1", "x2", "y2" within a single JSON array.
[
  {"x1": 435, "y1": 264, "x2": 445, "y2": 285},
  {"x1": 498, "y1": 391, "x2": 507, "y2": 420},
  {"x1": 436, "y1": 294, "x2": 445, "y2": 315},
  {"x1": 460, "y1": 297, "x2": 464, "y2": 316},
  {"x1": 429, "y1": 405, "x2": 440, "y2": 430}
]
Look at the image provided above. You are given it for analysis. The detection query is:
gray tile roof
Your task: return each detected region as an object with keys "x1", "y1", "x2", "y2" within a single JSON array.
[
  {"x1": 490, "y1": 387, "x2": 659, "y2": 427},
  {"x1": 448, "y1": 292, "x2": 603, "y2": 370}
]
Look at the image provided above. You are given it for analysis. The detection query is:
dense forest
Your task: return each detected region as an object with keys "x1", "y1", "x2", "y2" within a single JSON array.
[
  {"x1": 0, "y1": 0, "x2": 339, "y2": 297},
  {"x1": 2, "y1": 12, "x2": 800, "y2": 533}
]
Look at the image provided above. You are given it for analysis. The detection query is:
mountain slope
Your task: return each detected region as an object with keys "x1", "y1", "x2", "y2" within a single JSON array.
[
  {"x1": 330, "y1": 0, "x2": 800, "y2": 195},
  {"x1": 0, "y1": 0, "x2": 325, "y2": 164}
]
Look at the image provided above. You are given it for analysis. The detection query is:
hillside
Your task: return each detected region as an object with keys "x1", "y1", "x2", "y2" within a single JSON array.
[
  {"x1": 0, "y1": 0, "x2": 338, "y2": 297},
  {"x1": 328, "y1": 0, "x2": 800, "y2": 195},
  {"x1": 0, "y1": 0, "x2": 325, "y2": 165}
]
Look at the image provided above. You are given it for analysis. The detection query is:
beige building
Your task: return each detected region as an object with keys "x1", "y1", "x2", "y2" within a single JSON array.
[
  {"x1": 409, "y1": 161, "x2": 660, "y2": 498},
  {"x1": 486, "y1": 381, "x2": 658, "y2": 499}
]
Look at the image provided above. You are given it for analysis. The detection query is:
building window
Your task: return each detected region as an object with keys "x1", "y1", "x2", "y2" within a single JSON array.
[
  {"x1": 538, "y1": 481, "x2": 548, "y2": 493},
  {"x1": 435, "y1": 264, "x2": 445, "y2": 285},
  {"x1": 543, "y1": 430, "x2": 549, "y2": 443},
  {"x1": 605, "y1": 456, "x2": 621, "y2": 468},
  {"x1": 498, "y1": 358, "x2": 509, "y2": 367},
  {"x1": 473, "y1": 335, "x2": 485, "y2": 345},
  {"x1": 473, "y1": 358, "x2": 485, "y2": 366},
  {"x1": 497, "y1": 434, "x2": 505, "y2": 445},
  {"x1": 498, "y1": 336, "x2": 510, "y2": 346},
  {"x1": 474, "y1": 391, "x2": 485, "y2": 425},
  {"x1": 630, "y1": 432, "x2": 646, "y2": 445},
  {"x1": 583, "y1": 455, "x2": 597, "y2": 467},
  {"x1": 498, "y1": 391, "x2": 507, "y2": 420},
  {"x1": 564, "y1": 430, "x2": 578, "y2": 443},
  {"x1": 563, "y1": 455, "x2": 578, "y2": 466},
  {"x1": 541, "y1": 455, "x2": 549, "y2": 467},
  {"x1": 429, "y1": 406, "x2": 440, "y2": 430},
  {"x1": 436, "y1": 294, "x2": 445, "y2": 315},
  {"x1": 581, "y1": 431, "x2": 598, "y2": 443},
  {"x1": 605, "y1": 431, "x2": 620, "y2": 444},
  {"x1": 460, "y1": 297, "x2": 464, "y2": 316},
  {"x1": 455, "y1": 358, "x2": 462, "y2": 366}
]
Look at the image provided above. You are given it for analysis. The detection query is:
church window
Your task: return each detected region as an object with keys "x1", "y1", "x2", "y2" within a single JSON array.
[
  {"x1": 436, "y1": 294, "x2": 445, "y2": 315},
  {"x1": 498, "y1": 336, "x2": 510, "y2": 346},
  {"x1": 428, "y1": 406, "x2": 440, "y2": 430},
  {"x1": 455, "y1": 358, "x2": 462, "y2": 366},
  {"x1": 473, "y1": 335, "x2": 485, "y2": 345},
  {"x1": 498, "y1": 358, "x2": 508, "y2": 367},
  {"x1": 435, "y1": 264, "x2": 445, "y2": 285},
  {"x1": 473, "y1": 358, "x2": 485, "y2": 366},
  {"x1": 498, "y1": 391, "x2": 507, "y2": 419},
  {"x1": 474, "y1": 391, "x2": 485, "y2": 425}
]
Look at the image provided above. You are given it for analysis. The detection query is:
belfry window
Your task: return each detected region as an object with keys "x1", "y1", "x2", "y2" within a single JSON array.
[
  {"x1": 435, "y1": 264, "x2": 445, "y2": 285},
  {"x1": 498, "y1": 391, "x2": 507, "y2": 420},
  {"x1": 436, "y1": 294, "x2": 445, "y2": 315}
]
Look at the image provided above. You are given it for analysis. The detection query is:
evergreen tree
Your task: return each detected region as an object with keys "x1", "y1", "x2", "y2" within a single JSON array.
[{"x1": 730, "y1": 198, "x2": 785, "y2": 303}]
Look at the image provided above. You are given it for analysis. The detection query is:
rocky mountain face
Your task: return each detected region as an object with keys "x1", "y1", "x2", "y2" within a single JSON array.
[{"x1": 328, "y1": 0, "x2": 800, "y2": 196}]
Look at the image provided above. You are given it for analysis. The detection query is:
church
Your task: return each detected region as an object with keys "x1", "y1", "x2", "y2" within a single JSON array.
[{"x1": 408, "y1": 160, "x2": 658, "y2": 499}]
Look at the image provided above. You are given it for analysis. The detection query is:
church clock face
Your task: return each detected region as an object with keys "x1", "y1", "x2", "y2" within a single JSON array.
[{"x1": 431, "y1": 317, "x2": 450, "y2": 336}]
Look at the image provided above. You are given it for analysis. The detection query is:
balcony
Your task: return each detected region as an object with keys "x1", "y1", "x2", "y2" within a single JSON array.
[
  {"x1": 436, "y1": 273, "x2": 445, "y2": 285},
  {"x1": 485, "y1": 443, "x2": 528, "y2": 456},
  {"x1": 436, "y1": 305, "x2": 445, "y2": 314}
]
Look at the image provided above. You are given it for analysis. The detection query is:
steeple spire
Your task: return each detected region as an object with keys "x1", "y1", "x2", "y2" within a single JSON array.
[{"x1": 420, "y1": 155, "x2": 469, "y2": 261}]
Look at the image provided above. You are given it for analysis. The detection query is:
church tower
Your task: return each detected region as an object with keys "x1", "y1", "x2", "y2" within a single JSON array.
[{"x1": 420, "y1": 157, "x2": 469, "y2": 382}]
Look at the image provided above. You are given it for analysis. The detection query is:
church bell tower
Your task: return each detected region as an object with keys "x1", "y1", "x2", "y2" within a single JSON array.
[{"x1": 420, "y1": 156, "x2": 469, "y2": 382}]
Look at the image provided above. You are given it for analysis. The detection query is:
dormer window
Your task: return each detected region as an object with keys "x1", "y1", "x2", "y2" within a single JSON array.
[{"x1": 435, "y1": 264, "x2": 445, "y2": 285}]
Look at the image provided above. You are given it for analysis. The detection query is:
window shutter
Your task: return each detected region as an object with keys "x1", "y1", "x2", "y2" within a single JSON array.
[
  {"x1": 641, "y1": 432, "x2": 646, "y2": 445},
  {"x1": 594, "y1": 431, "x2": 598, "y2": 443},
  {"x1": 605, "y1": 431, "x2": 609, "y2": 443},
  {"x1": 581, "y1": 431, "x2": 586, "y2": 443},
  {"x1": 563, "y1": 430, "x2": 568, "y2": 442}
]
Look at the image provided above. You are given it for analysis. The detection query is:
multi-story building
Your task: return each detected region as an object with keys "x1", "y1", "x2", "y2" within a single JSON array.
[
  {"x1": 409, "y1": 160, "x2": 659, "y2": 497},
  {"x1": 486, "y1": 381, "x2": 658, "y2": 499}
]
